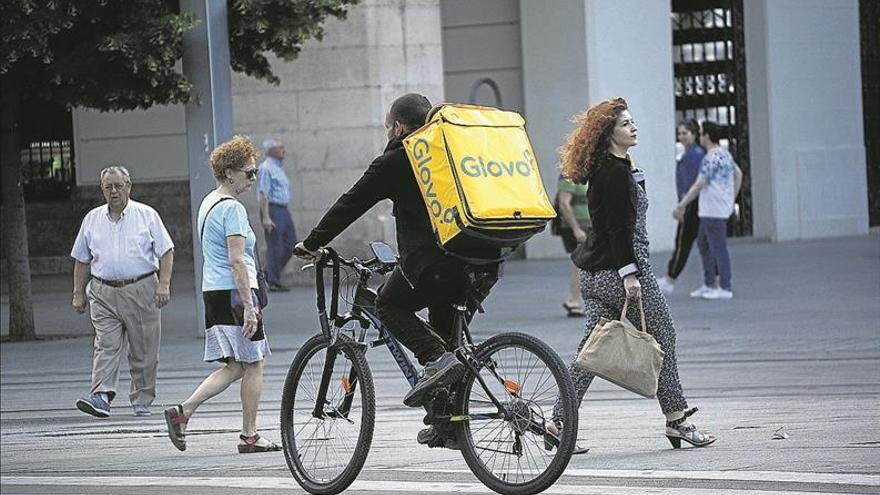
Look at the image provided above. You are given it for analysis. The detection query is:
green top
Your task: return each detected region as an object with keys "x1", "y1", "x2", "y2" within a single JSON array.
[{"x1": 557, "y1": 176, "x2": 590, "y2": 223}]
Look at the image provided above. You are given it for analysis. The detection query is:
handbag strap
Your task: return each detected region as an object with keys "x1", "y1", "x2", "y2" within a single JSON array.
[
  {"x1": 200, "y1": 196, "x2": 265, "y2": 271},
  {"x1": 620, "y1": 294, "x2": 647, "y2": 333},
  {"x1": 200, "y1": 196, "x2": 234, "y2": 241}
]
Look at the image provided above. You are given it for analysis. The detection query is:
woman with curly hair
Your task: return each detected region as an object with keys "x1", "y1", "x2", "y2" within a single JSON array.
[
  {"x1": 164, "y1": 135, "x2": 280, "y2": 454},
  {"x1": 550, "y1": 98, "x2": 716, "y2": 449}
]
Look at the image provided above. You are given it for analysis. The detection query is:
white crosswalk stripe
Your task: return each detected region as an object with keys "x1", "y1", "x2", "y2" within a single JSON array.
[
  {"x1": 2, "y1": 474, "x2": 877, "y2": 495},
  {"x1": 392, "y1": 467, "x2": 880, "y2": 487}
]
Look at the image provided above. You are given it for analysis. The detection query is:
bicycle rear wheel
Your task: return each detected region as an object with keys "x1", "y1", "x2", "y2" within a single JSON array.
[
  {"x1": 455, "y1": 332, "x2": 577, "y2": 495},
  {"x1": 280, "y1": 334, "x2": 375, "y2": 495}
]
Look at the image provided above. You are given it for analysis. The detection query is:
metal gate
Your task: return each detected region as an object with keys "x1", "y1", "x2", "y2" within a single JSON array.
[
  {"x1": 861, "y1": 0, "x2": 879, "y2": 227},
  {"x1": 672, "y1": 0, "x2": 751, "y2": 236},
  {"x1": 18, "y1": 98, "x2": 75, "y2": 201}
]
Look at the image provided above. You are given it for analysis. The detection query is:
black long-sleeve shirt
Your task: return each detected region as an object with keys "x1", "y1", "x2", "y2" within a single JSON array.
[
  {"x1": 573, "y1": 154, "x2": 641, "y2": 277},
  {"x1": 303, "y1": 134, "x2": 445, "y2": 282}
]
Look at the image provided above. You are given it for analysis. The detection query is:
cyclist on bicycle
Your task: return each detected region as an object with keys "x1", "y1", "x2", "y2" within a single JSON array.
[{"x1": 295, "y1": 93, "x2": 497, "y2": 449}]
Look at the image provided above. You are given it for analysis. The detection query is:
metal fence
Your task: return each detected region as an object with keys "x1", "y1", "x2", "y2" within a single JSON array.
[
  {"x1": 21, "y1": 139, "x2": 75, "y2": 200},
  {"x1": 17, "y1": 99, "x2": 75, "y2": 201}
]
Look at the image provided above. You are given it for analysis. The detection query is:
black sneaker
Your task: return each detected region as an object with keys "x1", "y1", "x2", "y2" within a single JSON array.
[
  {"x1": 403, "y1": 352, "x2": 465, "y2": 408},
  {"x1": 269, "y1": 284, "x2": 291, "y2": 292},
  {"x1": 417, "y1": 426, "x2": 460, "y2": 450}
]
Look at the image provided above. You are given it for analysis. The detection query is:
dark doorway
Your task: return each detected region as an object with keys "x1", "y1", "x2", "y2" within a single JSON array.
[
  {"x1": 861, "y1": 0, "x2": 879, "y2": 226},
  {"x1": 671, "y1": 0, "x2": 751, "y2": 236}
]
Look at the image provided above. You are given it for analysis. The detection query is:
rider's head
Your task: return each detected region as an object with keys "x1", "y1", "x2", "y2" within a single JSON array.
[{"x1": 386, "y1": 93, "x2": 431, "y2": 140}]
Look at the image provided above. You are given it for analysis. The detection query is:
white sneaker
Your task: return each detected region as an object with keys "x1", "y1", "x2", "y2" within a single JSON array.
[
  {"x1": 702, "y1": 287, "x2": 733, "y2": 300},
  {"x1": 689, "y1": 285, "x2": 715, "y2": 298},
  {"x1": 656, "y1": 276, "x2": 674, "y2": 294}
]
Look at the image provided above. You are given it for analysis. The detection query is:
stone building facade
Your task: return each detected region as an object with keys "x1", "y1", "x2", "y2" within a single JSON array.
[{"x1": 12, "y1": 0, "x2": 869, "y2": 283}]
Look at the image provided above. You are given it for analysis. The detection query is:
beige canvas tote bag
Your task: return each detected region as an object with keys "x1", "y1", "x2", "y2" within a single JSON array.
[{"x1": 575, "y1": 296, "x2": 665, "y2": 398}]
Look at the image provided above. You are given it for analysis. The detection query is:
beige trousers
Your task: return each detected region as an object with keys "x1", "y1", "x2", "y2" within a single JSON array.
[{"x1": 86, "y1": 274, "x2": 161, "y2": 406}]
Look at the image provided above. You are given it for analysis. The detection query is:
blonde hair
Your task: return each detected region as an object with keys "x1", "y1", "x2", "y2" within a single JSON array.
[
  {"x1": 209, "y1": 135, "x2": 259, "y2": 181},
  {"x1": 559, "y1": 97, "x2": 629, "y2": 184}
]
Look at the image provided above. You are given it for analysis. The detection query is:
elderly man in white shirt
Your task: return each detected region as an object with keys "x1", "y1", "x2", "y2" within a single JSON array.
[{"x1": 71, "y1": 166, "x2": 175, "y2": 418}]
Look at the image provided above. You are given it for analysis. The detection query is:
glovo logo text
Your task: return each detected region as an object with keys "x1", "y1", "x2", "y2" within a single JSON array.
[
  {"x1": 412, "y1": 138, "x2": 457, "y2": 224},
  {"x1": 459, "y1": 149, "x2": 535, "y2": 178}
]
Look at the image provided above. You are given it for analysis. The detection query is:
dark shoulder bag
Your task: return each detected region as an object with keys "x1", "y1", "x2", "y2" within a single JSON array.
[{"x1": 201, "y1": 197, "x2": 270, "y2": 309}]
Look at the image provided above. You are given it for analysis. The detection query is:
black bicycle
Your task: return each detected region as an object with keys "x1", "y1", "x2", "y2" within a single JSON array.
[{"x1": 280, "y1": 242, "x2": 578, "y2": 495}]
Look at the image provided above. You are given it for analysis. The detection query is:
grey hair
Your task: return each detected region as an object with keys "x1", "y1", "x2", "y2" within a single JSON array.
[
  {"x1": 100, "y1": 165, "x2": 132, "y2": 184},
  {"x1": 262, "y1": 138, "x2": 283, "y2": 153}
]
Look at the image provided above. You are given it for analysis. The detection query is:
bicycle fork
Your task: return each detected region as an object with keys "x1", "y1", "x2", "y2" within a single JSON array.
[{"x1": 311, "y1": 342, "x2": 360, "y2": 421}]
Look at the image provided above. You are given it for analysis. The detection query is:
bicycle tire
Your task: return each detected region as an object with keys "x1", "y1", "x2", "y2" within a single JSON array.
[
  {"x1": 280, "y1": 334, "x2": 375, "y2": 495},
  {"x1": 455, "y1": 332, "x2": 577, "y2": 495}
]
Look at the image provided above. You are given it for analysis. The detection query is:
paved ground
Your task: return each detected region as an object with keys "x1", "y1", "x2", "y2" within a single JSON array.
[{"x1": 1, "y1": 233, "x2": 879, "y2": 494}]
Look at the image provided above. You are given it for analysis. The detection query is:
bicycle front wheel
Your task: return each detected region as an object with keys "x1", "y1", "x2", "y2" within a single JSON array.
[
  {"x1": 455, "y1": 332, "x2": 578, "y2": 495},
  {"x1": 280, "y1": 334, "x2": 375, "y2": 495}
]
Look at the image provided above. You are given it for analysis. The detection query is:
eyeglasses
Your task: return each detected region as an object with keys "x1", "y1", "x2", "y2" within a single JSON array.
[
  {"x1": 101, "y1": 183, "x2": 129, "y2": 192},
  {"x1": 238, "y1": 168, "x2": 259, "y2": 179}
]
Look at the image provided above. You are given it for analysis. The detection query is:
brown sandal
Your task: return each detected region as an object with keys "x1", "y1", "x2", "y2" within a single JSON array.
[
  {"x1": 238, "y1": 433, "x2": 281, "y2": 453},
  {"x1": 164, "y1": 405, "x2": 189, "y2": 452}
]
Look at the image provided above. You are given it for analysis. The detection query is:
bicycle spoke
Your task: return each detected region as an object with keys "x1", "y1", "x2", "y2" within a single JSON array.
[
  {"x1": 283, "y1": 338, "x2": 373, "y2": 490},
  {"x1": 475, "y1": 419, "x2": 507, "y2": 449},
  {"x1": 461, "y1": 337, "x2": 574, "y2": 491}
]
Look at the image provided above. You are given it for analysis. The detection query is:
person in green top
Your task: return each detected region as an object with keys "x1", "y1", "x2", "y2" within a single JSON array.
[{"x1": 555, "y1": 175, "x2": 591, "y2": 317}]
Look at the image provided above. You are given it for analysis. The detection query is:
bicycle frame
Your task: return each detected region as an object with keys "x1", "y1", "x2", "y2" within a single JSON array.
[{"x1": 307, "y1": 248, "x2": 511, "y2": 423}]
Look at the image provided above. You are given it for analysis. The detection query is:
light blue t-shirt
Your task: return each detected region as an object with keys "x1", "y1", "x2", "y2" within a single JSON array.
[{"x1": 197, "y1": 191, "x2": 258, "y2": 291}]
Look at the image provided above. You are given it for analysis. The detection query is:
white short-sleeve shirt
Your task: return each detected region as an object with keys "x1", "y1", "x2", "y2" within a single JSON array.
[{"x1": 71, "y1": 200, "x2": 175, "y2": 280}]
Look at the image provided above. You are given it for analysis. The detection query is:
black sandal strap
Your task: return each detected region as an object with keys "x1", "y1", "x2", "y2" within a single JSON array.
[
  {"x1": 666, "y1": 407, "x2": 699, "y2": 428},
  {"x1": 239, "y1": 433, "x2": 262, "y2": 443}
]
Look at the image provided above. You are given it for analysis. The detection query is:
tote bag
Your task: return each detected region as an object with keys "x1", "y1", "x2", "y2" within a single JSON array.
[{"x1": 575, "y1": 296, "x2": 664, "y2": 398}]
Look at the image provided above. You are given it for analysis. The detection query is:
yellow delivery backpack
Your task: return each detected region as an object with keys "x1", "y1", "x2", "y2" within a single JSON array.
[{"x1": 403, "y1": 104, "x2": 556, "y2": 256}]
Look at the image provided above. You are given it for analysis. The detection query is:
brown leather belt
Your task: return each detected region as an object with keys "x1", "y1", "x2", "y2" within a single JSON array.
[{"x1": 92, "y1": 272, "x2": 155, "y2": 288}]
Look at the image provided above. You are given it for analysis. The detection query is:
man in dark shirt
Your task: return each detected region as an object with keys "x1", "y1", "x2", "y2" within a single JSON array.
[{"x1": 294, "y1": 94, "x2": 472, "y2": 448}]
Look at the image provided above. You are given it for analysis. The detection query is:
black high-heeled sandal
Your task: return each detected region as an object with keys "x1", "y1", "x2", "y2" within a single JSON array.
[
  {"x1": 665, "y1": 408, "x2": 716, "y2": 448},
  {"x1": 562, "y1": 302, "x2": 585, "y2": 317},
  {"x1": 543, "y1": 420, "x2": 590, "y2": 455}
]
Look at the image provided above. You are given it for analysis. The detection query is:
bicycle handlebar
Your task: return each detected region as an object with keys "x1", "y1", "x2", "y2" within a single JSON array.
[
  {"x1": 296, "y1": 245, "x2": 396, "y2": 339},
  {"x1": 297, "y1": 247, "x2": 391, "y2": 275}
]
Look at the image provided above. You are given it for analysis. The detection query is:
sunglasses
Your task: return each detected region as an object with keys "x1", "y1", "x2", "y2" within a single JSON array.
[{"x1": 238, "y1": 168, "x2": 258, "y2": 179}]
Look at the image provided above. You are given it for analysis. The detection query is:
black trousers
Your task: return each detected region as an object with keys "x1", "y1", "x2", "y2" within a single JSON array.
[
  {"x1": 376, "y1": 258, "x2": 498, "y2": 366},
  {"x1": 376, "y1": 259, "x2": 469, "y2": 366},
  {"x1": 666, "y1": 200, "x2": 700, "y2": 280}
]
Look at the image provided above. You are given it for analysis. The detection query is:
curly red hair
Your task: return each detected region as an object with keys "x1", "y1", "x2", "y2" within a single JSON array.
[
  {"x1": 209, "y1": 135, "x2": 259, "y2": 181},
  {"x1": 560, "y1": 97, "x2": 628, "y2": 184}
]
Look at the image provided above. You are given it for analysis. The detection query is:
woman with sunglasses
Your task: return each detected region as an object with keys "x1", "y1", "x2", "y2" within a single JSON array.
[{"x1": 164, "y1": 135, "x2": 280, "y2": 454}]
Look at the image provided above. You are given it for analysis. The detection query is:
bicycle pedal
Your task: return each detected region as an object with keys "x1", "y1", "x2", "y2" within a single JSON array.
[{"x1": 369, "y1": 337, "x2": 388, "y2": 348}]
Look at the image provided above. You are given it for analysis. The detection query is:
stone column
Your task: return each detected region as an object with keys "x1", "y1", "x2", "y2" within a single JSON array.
[
  {"x1": 232, "y1": 0, "x2": 444, "y2": 282},
  {"x1": 521, "y1": 0, "x2": 677, "y2": 257},
  {"x1": 745, "y1": 0, "x2": 868, "y2": 241}
]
